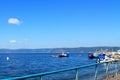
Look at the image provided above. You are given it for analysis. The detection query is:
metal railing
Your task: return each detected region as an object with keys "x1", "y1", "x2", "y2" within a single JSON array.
[{"x1": 3, "y1": 60, "x2": 120, "y2": 80}]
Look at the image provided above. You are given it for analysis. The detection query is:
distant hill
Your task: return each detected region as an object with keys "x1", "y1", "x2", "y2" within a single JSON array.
[{"x1": 0, "y1": 47, "x2": 120, "y2": 53}]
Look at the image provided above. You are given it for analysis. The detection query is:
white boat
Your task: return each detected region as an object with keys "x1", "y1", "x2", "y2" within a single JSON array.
[
  {"x1": 97, "y1": 53, "x2": 116, "y2": 63},
  {"x1": 97, "y1": 56, "x2": 115, "y2": 63},
  {"x1": 52, "y1": 52, "x2": 69, "y2": 58}
]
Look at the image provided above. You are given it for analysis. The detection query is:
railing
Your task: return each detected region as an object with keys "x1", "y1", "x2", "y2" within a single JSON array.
[{"x1": 3, "y1": 60, "x2": 120, "y2": 80}]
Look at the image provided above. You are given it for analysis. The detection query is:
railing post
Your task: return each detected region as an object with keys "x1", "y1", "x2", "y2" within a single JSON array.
[
  {"x1": 115, "y1": 61, "x2": 118, "y2": 76},
  {"x1": 75, "y1": 68, "x2": 79, "y2": 80},
  {"x1": 94, "y1": 64, "x2": 98, "y2": 80},
  {"x1": 40, "y1": 76, "x2": 43, "y2": 80},
  {"x1": 106, "y1": 62, "x2": 109, "y2": 80}
]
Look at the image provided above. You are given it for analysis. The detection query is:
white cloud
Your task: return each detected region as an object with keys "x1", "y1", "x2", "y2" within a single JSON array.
[
  {"x1": 9, "y1": 40, "x2": 17, "y2": 44},
  {"x1": 8, "y1": 18, "x2": 21, "y2": 25}
]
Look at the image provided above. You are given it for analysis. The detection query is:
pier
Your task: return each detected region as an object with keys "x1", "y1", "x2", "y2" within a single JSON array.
[{"x1": 3, "y1": 60, "x2": 120, "y2": 80}]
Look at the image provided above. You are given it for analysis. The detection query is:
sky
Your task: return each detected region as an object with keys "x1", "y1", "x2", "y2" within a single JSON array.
[{"x1": 0, "y1": 0, "x2": 120, "y2": 49}]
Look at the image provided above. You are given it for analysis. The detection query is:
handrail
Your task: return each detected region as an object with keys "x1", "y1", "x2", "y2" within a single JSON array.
[{"x1": 3, "y1": 60, "x2": 119, "y2": 80}]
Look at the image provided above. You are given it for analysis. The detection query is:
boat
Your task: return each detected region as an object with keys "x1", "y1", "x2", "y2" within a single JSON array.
[
  {"x1": 97, "y1": 53, "x2": 115, "y2": 63},
  {"x1": 52, "y1": 52, "x2": 69, "y2": 58},
  {"x1": 97, "y1": 49, "x2": 120, "y2": 63},
  {"x1": 88, "y1": 53, "x2": 98, "y2": 59}
]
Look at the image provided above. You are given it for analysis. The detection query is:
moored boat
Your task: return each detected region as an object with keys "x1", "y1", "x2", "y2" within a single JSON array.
[
  {"x1": 52, "y1": 52, "x2": 69, "y2": 58},
  {"x1": 88, "y1": 53, "x2": 98, "y2": 59}
]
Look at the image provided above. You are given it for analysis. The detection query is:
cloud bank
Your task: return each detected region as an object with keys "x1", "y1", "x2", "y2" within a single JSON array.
[{"x1": 8, "y1": 18, "x2": 21, "y2": 25}]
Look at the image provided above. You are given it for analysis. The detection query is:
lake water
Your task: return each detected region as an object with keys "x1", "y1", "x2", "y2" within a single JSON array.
[{"x1": 0, "y1": 53, "x2": 117, "y2": 80}]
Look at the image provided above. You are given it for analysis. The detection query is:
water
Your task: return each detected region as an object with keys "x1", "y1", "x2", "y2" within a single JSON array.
[{"x1": 0, "y1": 53, "x2": 117, "y2": 80}]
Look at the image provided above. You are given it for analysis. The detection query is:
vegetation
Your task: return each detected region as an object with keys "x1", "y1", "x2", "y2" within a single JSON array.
[{"x1": 0, "y1": 47, "x2": 120, "y2": 53}]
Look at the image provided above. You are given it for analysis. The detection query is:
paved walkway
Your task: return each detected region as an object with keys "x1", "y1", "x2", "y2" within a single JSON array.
[
  {"x1": 102, "y1": 73, "x2": 120, "y2": 80},
  {"x1": 109, "y1": 74, "x2": 120, "y2": 80}
]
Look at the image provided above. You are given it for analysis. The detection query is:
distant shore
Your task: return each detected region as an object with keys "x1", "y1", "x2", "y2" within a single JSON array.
[{"x1": 0, "y1": 47, "x2": 120, "y2": 53}]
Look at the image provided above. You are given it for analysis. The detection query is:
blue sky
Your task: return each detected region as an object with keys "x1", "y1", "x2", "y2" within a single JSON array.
[{"x1": 0, "y1": 0, "x2": 120, "y2": 49}]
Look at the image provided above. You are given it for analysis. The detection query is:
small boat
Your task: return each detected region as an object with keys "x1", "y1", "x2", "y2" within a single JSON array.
[
  {"x1": 88, "y1": 53, "x2": 98, "y2": 59},
  {"x1": 52, "y1": 52, "x2": 69, "y2": 58}
]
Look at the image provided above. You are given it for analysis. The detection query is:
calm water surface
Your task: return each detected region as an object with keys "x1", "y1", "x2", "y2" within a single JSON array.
[{"x1": 0, "y1": 53, "x2": 109, "y2": 80}]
